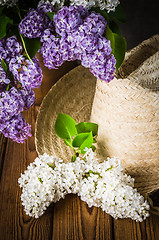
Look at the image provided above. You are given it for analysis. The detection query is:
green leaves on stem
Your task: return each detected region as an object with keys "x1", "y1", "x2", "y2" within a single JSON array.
[
  {"x1": 106, "y1": 26, "x2": 126, "y2": 70},
  {"x1": 106, "y1": 5, "x2": 126, "y2": 71},
  {"x1": 1, "y1": 58, "x2": 7, "y2": 72},
  {"x1": 72, "y1": 132, "x2": 93, "y2": 154},
  {"x1": 0, "y1": 15, "x2": 13, "y2": 40},
  {"x1": 55, "y1": 113, "x2": 98, "y2": 161}
]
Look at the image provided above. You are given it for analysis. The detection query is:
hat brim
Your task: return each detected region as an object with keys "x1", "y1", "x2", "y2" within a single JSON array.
[{"x1": 35, "y1": 65, "x2": 96, "y2": 162}]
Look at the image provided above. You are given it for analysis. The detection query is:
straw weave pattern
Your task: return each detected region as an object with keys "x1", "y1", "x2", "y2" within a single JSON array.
[{"x1": 91, "y1": 35, "x2": 159, "y2": 194}]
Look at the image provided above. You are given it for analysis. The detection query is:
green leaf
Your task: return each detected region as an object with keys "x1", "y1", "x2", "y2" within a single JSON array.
[
  {"x1": 55, "y1": 113, "x2": 77, "y2": 140},
  {"x1": 108, "y1": 5, "x2": 126, "y2": 23},
  {"x1": 1, "y1": 58, "x2": 7, "y2": 72},
  {"x1": 46, "y1": 12, "x2": 55, "y2": 20},
  {"x1": 109, "y1": 21, "x2": 121, "y2": 35},
  {"x1": 106, "y1": 26, "x2": 126, "y2": 70},
  {"x1": 6, "y1": 84, "x2": 10, "y2": 91},
  {"x1": 64, "y1": 139, "x2": 73, "y2": 148},
  {"x1": 23, "y1": 37, "x2": 41, "y2": 58},
  {"x1": 0, "y1": 15, "x2": 13, "y2": 40},
  {"x1": 75, "y1": 122, "x2": 98, "y2": 136},
  {"x1": 7, "y1": 24, "x2": 19, "y2": 38},
  {"x1": 72, "y1": 132, "x2": 93, "y2": 154}
]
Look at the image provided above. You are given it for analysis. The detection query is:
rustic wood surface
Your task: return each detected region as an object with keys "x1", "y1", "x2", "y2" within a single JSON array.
[{"x1": 0, "y1": 105, "x2": 159, "y2": 240}]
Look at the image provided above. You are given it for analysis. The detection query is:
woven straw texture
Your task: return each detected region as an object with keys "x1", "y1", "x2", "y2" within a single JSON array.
[
  {"x1": 35, "y1": 65, "x2": 96, "y2": 162},
  {"x1": 91, "y1": 34, "x2": 159, "y2": 194}
]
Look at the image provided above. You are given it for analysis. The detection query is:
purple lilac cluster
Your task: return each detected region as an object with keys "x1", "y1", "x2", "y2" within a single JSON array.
[
  {"x1": 20, "y1": 4, "x2": 116, "y2": 82},
  {"x1": 43, "y1": 5, "x2": 115, "y2": 81},
  {"x1": 19, "y1": 3, "x2": 54, "y2": 38},
  {"x1": 0, "y1": 36, "x2": 43, "y2": 143},
  {"x1": 53, "y1": 5, "x2": 88, "y2": 37},
  {"x1": 19, "y1": 4, "x2": 116, "y2": 81}
]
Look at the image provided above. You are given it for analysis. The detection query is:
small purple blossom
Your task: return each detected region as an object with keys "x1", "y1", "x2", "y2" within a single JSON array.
[
  {"x1": 20, "y1": 89, "x2": 35, "y2": 110},
  {"x1": 60, "y1": 35, "x2": 79, "y2": 61},
  {"x1": 83, "y1": 12, "x2": 107, "y2": 35},
  {"x1": 1, "y1": 114, "x2": 32, "y2": 143},
  {"x1": 90, "y1": 55, "x2": 116, "y2": 82},
  {"x1": 17, "y1": 58, "x2": 43, "y2": 90},
  {"x1": 40, "y1": 5, "x2": 115, "y2": 82},
  {"x1": 53, "y1": 6, "x2": 83, "y2": 37},
  {"x1": 0, "y1": 65, "x2": 10, "y2": 85},
  {"x1": 80, "y1": 33, "x2": 98, "y2": 53},
  {"x1": 19, "y1": 3, "x2": 54, "y2": 38},
  {"x1": 0, "y1": 36, "x2": 22, "y2": 63},
  {"x1": 0, "y1": 87, "x2": 25, "y2": 121},
  {"x1": 41, "y1": 29, "x2": 64, "y2": 69}
]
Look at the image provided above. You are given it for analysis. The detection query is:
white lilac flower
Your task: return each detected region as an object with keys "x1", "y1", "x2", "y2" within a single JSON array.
[
  {"x1": 38, "y1": 0, "x2": 65, "y2": 10},
  {"x1": 0, "y1": 0, "x2": 18, "y2": 7},
  {"x1": 38, "y1": 0, "x2": 119, "y2": 12},
  {"x1": 70, "y1": 0, "x2": 120, "y2": 12},
  {"x1": 18, "y1": 149, "x2": 150, "y2": 221}
]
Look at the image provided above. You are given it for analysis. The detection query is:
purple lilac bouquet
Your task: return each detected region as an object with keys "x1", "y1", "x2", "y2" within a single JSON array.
[
  {"x1": 19, "y1": 4, "x2": 116, "y2": 82},
  {"x1": 0, "y1": 36, "x2": 43, "y2": 143},
  {"x1": 0, "y1": 3, "x2": 125, "y2": 143}
]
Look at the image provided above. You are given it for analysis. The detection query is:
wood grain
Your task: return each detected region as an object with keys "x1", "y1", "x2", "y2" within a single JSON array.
[
  {"x1": 0, "y1": 134, "x2": 8, "y2": 181},
  {"x1": 0, "y1": 106, "x2": 159, "y2": 240}
]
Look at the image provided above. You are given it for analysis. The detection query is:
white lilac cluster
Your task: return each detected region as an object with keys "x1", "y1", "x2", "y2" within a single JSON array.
[
  {"x1": 18, "y1": 149, "x2": 150, "y2": 221},
  {"x1": 38, "y1": 0, "x2": 65, "y2": 10},
  {"x1": 70, "y1": 0, "x2": 120, "y2": 12},
  {"x1": 18, "y1": 153, "x2": 82, "y2": 218},
  {"x1": 0, "y1": 0, "x2": 18, "y2": 7},
  {"x1": 39, "y1": 0, "x2": 119, "y2": 12}
]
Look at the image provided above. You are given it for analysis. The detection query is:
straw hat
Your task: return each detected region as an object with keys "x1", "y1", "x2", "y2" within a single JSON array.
[{"x1": 35, "y1": 34, "x2": 159, "y2": 195}]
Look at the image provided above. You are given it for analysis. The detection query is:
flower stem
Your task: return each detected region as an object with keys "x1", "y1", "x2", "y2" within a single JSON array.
[{"x1": 19, "y1": 32, "x2": 33, "y2": 63}]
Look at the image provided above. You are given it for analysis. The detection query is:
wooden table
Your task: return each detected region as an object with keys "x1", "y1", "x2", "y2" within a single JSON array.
[{"x1": 0, "y1": 106, "x2": 159, "y2": 240}]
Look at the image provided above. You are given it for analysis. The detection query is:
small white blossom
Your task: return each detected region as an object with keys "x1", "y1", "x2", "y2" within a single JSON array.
[
  {"x1": 38, "y1": 0, "x2": 65, "y2": 9},
  {"x1": 0, "y1": 0, "x2": 18, "y2": 7},
  {"x1": 18, "y1": 149, "x2": 150, "y2": 221},
  {"x1": 38, "y1": 0, "x2": 120, "y2": 12}
]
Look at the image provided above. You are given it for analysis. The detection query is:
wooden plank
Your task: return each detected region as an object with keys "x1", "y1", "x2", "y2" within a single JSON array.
[
  {"x1": 114, "y1": 213, "x2": 159, "y2": 240},
  {"x1": 52, "y1": 194, "x2": 113, "y2": 240},
  {"x1": 0, "y1": 106, "x2": 54, "y2": 240},
  {"x1": 0, "y1": 134, "x2": 8, "y2": 180}
]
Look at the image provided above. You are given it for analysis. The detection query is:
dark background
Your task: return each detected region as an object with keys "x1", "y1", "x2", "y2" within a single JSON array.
[{"x1": 119, "y1": 0, "x2": 159, "y2": 50}]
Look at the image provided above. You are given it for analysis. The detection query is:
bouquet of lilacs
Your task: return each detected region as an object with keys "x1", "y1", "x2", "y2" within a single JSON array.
[
  {"x1": 0, "y1": 0, "x2": 126, "y2": 142},
  {"x1": 19, "y1": 114, "x2": 150, "y2": 221}
]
